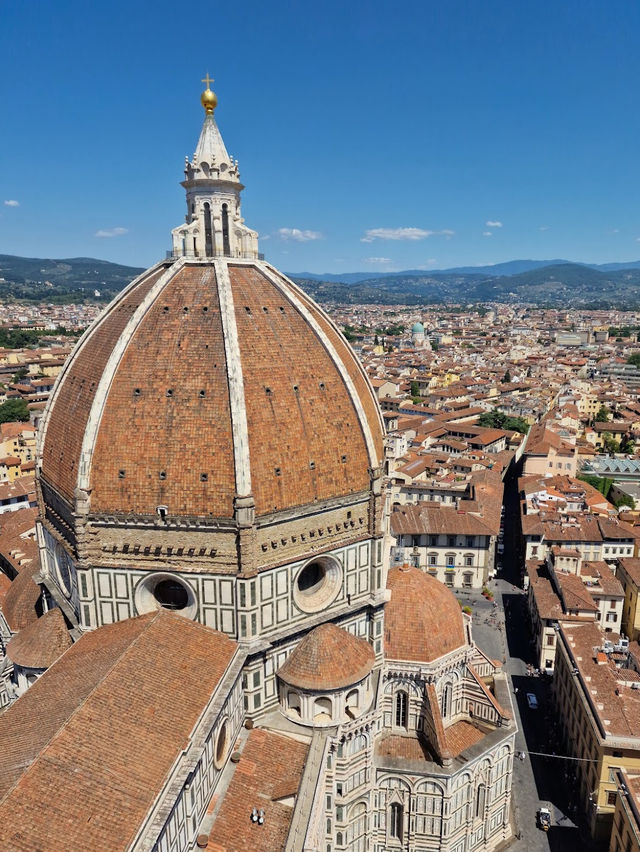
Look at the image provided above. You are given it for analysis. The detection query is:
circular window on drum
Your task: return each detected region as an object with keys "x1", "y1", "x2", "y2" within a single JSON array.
[
  {"x1": 214, "y1": 718, "x2": 230, "y2": 769},
  {"x1": 293, "y1": 555, "x2": 342, "y2": 614},
  {"x1": 134, "y1": 572, "x2": 197, "y2": 619}
]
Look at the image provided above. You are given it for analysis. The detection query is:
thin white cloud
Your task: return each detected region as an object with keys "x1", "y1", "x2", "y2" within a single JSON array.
[
  {"x1": 483, "y1": 231, "x2": 493, "y2": 237},
  {"x1": 364, "y1": 257, "x2": 393, "y2": 264},
  {"x1": 278, "y1": 227, "x2": 323, "y2": 242},
  {"x1": 485, "y1": 220, "x2": 503, "y2": 228},
  {"x1": 95, "y1": 226, "x2": 128, "y2": 238},
  {"x1": 635, "y1": 236, "x2": 640, "y2": 243},
  {"x1": 538, "y1": 225, "x2": 550, "y2": 231},
  {"x1": 4, "y1": 200, "x2": 19, "y2": 207},
  {"x1": 361, "y1": 227, "x2": 454, "y2": 243},
  {"x1": 611, "y1": 228, "x2": 620, "y2": 234}
]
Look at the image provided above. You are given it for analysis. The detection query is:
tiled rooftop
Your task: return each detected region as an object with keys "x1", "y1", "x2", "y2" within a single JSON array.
[{"x1": 207, "y1": 728, "x2": 309, "y2": 852}]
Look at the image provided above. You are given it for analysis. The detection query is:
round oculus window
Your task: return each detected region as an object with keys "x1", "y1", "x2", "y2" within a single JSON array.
[
  {"x1": 293, "y1": 555, "x2": 342, "y2": 614},
  {"x1": 214, "y1": 718, "x2": 229, "y2": 769},
  {"x1": 134, "y1": 573, "x2": 197, "y2": 619},
  {"x1": 153, "y1": 579, "x2": 189, "y2": 610}
]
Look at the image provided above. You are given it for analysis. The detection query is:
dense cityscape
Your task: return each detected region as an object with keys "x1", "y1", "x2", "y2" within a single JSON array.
[
  {"x1": 0, "y1": 284, "x2": 639, "y2": 849},
  {"x1": 3, "y1": 2, "x2": 640, "y2": 850}
]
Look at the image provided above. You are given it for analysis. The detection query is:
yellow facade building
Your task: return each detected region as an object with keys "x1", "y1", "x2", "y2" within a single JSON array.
[
  {"x1": 609, "y1": 770, "x2": 640, "y2": 852},
  {"x1": 617, "y1": 559, "x2": 640, "y2": 643},
  {"x1": 553, "y1": 621, "x2": 640, "y2": 842}
]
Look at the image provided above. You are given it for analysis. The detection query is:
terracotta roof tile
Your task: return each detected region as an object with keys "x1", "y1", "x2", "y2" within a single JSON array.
[
  {"x1": 278, "y1": 623, "x2": 374, "y2": 690},
  {"x1": 6, "y1": 607, "x2": 72, "y2": 669},
  {"x1": 0, "y1": 610, "x2": 238, "y2": 851},
  {"x1": 41, "y1": 264, "x2": 167, "y2": 504},
  {"x1": 2, "y1": 569, "x2": 40, "y2": 631},
  {"x1": 375, "y1": 732, "x2": 437, "y2": 762},
  {"x1": 445, "y1": 720, "x2": 486, "y2": 757},
  {"x1": 41, "y1": 262, "x2": 383, "y2": 521},
  {"x1": 391, "y1": 504, "x2": 495, "y2": 538},
  {"x1": 209, "y1": 728, "x2": 309, "y2": 852},
  {"x1": 385, "y1": 565, "x2": 466, "y2": 662}
]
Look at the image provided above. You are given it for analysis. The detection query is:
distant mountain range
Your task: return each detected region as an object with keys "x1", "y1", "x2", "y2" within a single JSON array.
[
  {"x1": 291, "y1": 258, "x2": 640, "y2": 282},
  {"x1": 289, "y1": 259, "x2": 640, "y2": 306},
  {"x1": 3, "y1": 252, "x2": 640, "y2": 307},
  {"x1": 0, "y1": 254, "x2": 144, "y2": 304}
]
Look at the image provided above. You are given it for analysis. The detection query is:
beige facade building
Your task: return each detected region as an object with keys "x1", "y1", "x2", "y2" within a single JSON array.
[
  {"x1": 522, "y1": 422, "x2": 577, "y2": 478},
  {"x1": 618, "y1": 558, "x2": 640, "y2": 642},
  {"x1": 553, "y1": 621, "x2": 640, "y2": 842},
  {"x1": 609, "y1": 770, "x2": 640, "y2": 852}
]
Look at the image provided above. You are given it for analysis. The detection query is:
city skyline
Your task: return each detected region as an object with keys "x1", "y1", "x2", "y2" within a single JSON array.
[{"x1": 2, "y1": 0, "x2": 640, "y2": 274}]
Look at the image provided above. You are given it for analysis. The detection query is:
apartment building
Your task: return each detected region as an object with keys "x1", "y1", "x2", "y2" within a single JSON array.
[
  {"x1": 526, "y1": 554, "x2": 624, "y2": 673},
  {"x1": 609, "y1": 770, "x2": 640, "y2": 852},
  {"x1": 522, "y1": 422, "x2": 577, "y2": 477},
  {"x1": 391, "y1": 503, "x2": 498, "y2": 590},
  {"x1": 617, "y1": 558, "x2": 640, "y2": 643},
  {"x1": 553, "y1": 621, "x2": 640, "y2": 842}
]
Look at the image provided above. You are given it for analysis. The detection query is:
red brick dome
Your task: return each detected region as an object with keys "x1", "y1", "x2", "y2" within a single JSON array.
[
  {"x1": 385, "y1": 565, "x2": 467, "y2": 662},
  {"x1": 38, "y1": 259, "x2": 383, "y2": 521},
  {"x1": 6, "y1": 608, "x2": 72, "y2": 669},
  {"x1": 278, "y1": 622, "x2": 375, "y2": 690}
]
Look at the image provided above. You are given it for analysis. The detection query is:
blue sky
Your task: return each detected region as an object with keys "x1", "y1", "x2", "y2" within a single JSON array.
[{"x1": 2, "y1": 0, "x2": 640, "y2": 274}]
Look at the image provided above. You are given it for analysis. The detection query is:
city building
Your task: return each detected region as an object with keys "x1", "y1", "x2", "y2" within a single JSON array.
[
  {"x1": 609, "y1": 769, "x2": 640, "y2": 852},
  {"x1": 552, "y1": 620, "x2": 640, "y2": 842},
  {"x1": 617, "y1": 558, "x2": 640, "y2": 642}
]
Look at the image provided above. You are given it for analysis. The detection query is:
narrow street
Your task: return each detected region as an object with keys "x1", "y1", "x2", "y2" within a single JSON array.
[{"x1": 459, "y1": 463, "x2": 605, "y2": 851}]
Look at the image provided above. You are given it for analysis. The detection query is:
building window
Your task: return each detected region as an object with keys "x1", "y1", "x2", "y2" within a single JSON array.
[
  {"x1": 213, "y1": 719, "x2": 229, "y2": 769},
  {"x1": 314, "y1": 697, "x2": 332, "y2": 720},
  {"x1": 293, "y1": 556, "x2": 343, "y2": 613},
  {"x1": 464, "y1": 554, "x2": 473, "y2": 566},
  {"x1": 448, "y1": 536, "x2": 455, "y2": 547},
  {"x1": 221, "y1": 202, "x2": 231, "y2": 255},
  {"x1": 288, "y1": 691, "x2": 301, "y2": 717},
  {"x1": 441, "y1": 683, "x2": 452, "y2": 718},
  {"x1": 475, "y1": 784, "x2": 486, "y2": 818},
  {"x1": 389, "y1": 802, "x2": 403, "y2": 841},
  {"x1": 429, "y1": 553, "x2": 437, "y2": 565},
  {"x1": 607, "y1": 790, "x2": 617, "y2": 806},
  {"x1": 395, "y1": 690, "x2": 408, "y2": 728},
  {"x1": 466, "y1": 536, "x2": 474, "y2": 547},
  {"x1": 135, "y1": 573, "x2": 197, "y2": 619},
  {"x1": 463, "y1": 572, "x2": 473, "y2": 589},
  {"x1": 446, "y1": 553, "x2": 455, "y2": 567}
]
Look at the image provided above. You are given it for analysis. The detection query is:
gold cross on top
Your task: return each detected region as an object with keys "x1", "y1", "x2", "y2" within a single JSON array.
[{"x1": 201, "y1": 73, "x2": 214, "y2": 90}]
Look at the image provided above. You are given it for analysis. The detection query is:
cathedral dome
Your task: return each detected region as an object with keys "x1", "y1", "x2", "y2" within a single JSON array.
[
  {"x1": 35, "y1": 85, "x2": 386, "y2": 637},
  {"x1": 384, "y1": 564, "x2": 466, "y2": 662},
  {"x1": 278, "y1": 622, "x2": 375, "y2": 691},
  {"x1": 6, "y1": 607, "x2": 72, "y2": 670},
  {"x1": 38, "y1": 260, "x2": 383, "y2": 522},
  {"x1": 411, "y1": 321, "x2": 424, "y2": 333}
]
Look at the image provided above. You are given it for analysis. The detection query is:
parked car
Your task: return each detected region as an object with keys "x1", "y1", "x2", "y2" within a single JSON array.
[
  {"x1": 526, "y1": 693, "x2": 539, "y2": 710},
  {"x1": 537, "y1": 807, "x2": 551, "y2": 831}
]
